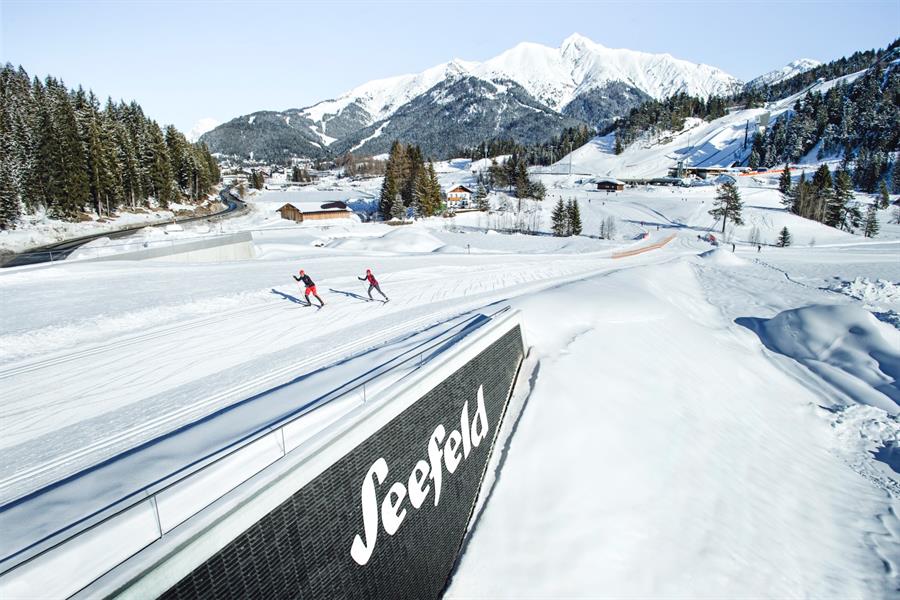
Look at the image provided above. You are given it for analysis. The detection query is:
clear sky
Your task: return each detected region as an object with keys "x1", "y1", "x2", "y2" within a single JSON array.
[{"x1": 2, "y1": 0, "x2": 898, "y2": 134}]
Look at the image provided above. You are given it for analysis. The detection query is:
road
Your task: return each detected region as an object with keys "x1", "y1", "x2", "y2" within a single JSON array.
[{"x1": 1, "y1": 188, "x2": 246, "y2": 268}]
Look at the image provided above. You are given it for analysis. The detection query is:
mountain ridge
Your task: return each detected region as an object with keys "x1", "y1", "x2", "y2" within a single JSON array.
[{"x1": 201, "y1": 33, "x2": 744, "y2": 160}]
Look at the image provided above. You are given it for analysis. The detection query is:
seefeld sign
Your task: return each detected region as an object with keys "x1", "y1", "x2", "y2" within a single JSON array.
[{"x1": 350, "y1": 385, "x2": 490, "y2": 566}]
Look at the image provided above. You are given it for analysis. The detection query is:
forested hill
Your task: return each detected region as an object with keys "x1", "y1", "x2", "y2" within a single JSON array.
[
  {"x1": 0, "y1": 64, "x2": 221, "y2": 230},
  {"x1": 604, "y1": 38, "x2": 900, "y2": 192}
]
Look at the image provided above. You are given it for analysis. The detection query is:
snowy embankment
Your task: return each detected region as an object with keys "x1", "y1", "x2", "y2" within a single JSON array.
[
  {"x1": 2, "y1": 179, "x2": 899, "y2": 596},
  {"x1": 448, "y1": 249, "x2": 900, "y2": 598},
  {"x1": 0, "y1": 198, "x2": 224, "y2": 256}
]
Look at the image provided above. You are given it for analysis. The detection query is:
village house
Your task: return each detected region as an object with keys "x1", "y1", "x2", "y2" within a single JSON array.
[{"x1": 446, "y1": 185, "x2": 473, "y2": 209}]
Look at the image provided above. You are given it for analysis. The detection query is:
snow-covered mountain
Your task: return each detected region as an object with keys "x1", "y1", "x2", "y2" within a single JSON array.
[
  {"x1": 202, "y1": 33, "x2": 742, "y2": 159},
  {"x1": 187, "y1": 117, "x2": 220, "y2": 142},
  {"x1": 745, "y1": 58, "x2": 822, "y2": 89}
]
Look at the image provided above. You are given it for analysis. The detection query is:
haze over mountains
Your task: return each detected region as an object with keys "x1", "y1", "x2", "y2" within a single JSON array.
[{"x1": 200, "y1": 34, "x2": 815, "y2": 160}]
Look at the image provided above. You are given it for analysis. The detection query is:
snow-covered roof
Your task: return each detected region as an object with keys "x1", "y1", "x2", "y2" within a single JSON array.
[
  {"x1": 593, "y1": 177, "x2": 625, "y2": 185},
  {"x1": 449, "y1": 185, "x2": 473, "y2": 194},
  {"x1": 277, "y1": 202, "x2": 350, "y2": 213}
]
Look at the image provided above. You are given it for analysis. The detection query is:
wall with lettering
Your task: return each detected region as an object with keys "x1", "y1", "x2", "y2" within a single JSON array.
[{"x1": 161, "y1": 325, "x2": 524, "y2": 600}]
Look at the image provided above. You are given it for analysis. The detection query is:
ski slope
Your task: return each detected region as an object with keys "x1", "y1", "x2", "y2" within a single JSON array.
[{"x1": 2, "y1": 176, "x2": 899, "y2": 596}]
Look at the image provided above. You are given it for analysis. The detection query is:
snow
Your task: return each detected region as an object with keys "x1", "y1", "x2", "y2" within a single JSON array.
[
  {"x1": 746, "y1": 58, "x2": 822, "y2": 88},
  {"x1": 740, "y1": 304, "x2": 900, "y2": 415},
  {"x1": 3, "y1": 125, "x2": 900, "y2": 595},
  {"x1": 553, "y1": 67, "x2": 871, "y2": 181},
  {"x1": 298, "y1": 33, "x2": 740, "y2": 132},
  {"x1": 350, "y1": 120, "x2": 391, "y2": 152},
  {"x1": 447, "y1": 258, "x2": 899, "y2": 598},
  {"x1": 0, "y1": 200, "x2": 220, "y2": 256},
  {"x1": 829, "y1": 277, "x2": 900, "y2": 311},
  {"x1": 187, "y1": 117, "x2": 220, "y2": 142}
]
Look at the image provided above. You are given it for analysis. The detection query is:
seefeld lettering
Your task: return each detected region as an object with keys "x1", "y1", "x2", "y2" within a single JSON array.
[{"x1": 350, "y1": 385, "x2": 489, "y2": 566}]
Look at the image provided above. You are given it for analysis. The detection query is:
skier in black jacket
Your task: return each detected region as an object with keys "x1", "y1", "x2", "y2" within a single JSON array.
[
  {"x1": 358, "y1": 268, "x2": 388, "y2": 302},
  {"x1": 293, "y1": 269, "x2": 325, "y2": 307}
]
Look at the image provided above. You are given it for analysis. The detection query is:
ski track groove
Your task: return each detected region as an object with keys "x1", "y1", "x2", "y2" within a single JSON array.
[{"x1": 0, "y1": 244, "x2": 687, "y2": 500}]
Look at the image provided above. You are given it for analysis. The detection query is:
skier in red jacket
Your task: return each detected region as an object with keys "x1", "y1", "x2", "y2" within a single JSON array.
[
  {"x1": 358, "y1": 268, "x2": 389, "y2": 302},
  {"x1": 293, "y1": 269, "x2": 325, "y2": 307}
]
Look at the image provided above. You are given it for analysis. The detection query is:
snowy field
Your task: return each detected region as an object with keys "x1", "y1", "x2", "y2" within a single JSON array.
[{"x1": 1, "y1": 162, "x2": 899, "y2": 596}]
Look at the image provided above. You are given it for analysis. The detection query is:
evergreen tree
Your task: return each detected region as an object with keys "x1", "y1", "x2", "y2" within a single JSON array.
[
  {"x1": 412, "y1": 167, "x2": 430, "y2": 219},
  {"x1": 828, "y1": 169, "x2": 855, "y2": 229},
  {"x1": 892, "y1": 160, "x2": 900, "y2": 194},
  {"x1": 426, "y1": 161, "x2": 442, "y2": 216},
  {"x1": 551, "y1": 198, "x2": 567, "y2": 237},
  {"x1": 379, "y1": 141, "x2": 403, "y2": 217},
  {"x1": 776, "y1": 226, "x2": 792, "y2": 247},
  {"x1": 474, "y1": 181, "x2": 488, "y2": 211},
  {"x1": 0, "y1": 151, "x2": 19, "y2": 229},
  {"x1": 778, "y1": 163, "x2": 792, "y2": 199},
  {"x1": 567, "y1": 199, "x2": 582, "y2": 235},
  {"x1": 863, "y1": 202, "x2": 879, "y2": 238},
  {"x1": 390, "y1": 192, "x2": 406, "y2": 220},
  {"x1": 709, "y1": 181, "x2": 744, "y2": 233},
  {"x1": 877, "y1": 180, "x2": 890, "y2": 209}
]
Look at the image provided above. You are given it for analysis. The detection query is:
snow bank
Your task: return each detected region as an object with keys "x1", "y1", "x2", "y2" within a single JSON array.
[
  {"x1": 327, "y1": 227, "x2": 445, "y2": 253},
  {"x1": 829, "y1": 277, "x2": 900, "y2": 311},
  {"x1": 744, "y1": 304, "x2": 900, "y2": 415},
  {"x1": 697, "y1": 248, "x2": 748, "y2": 266},
  {"x1": 449, "y1": 261, "x2": 899, "y2": 598}
]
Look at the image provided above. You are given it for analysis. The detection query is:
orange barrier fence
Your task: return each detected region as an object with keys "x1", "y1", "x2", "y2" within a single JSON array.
[{"x1": 612, "y1": 234, "x2": 676, "y2": 259}]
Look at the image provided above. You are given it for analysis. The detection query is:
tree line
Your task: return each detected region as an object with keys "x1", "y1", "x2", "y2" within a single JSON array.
[
  {"x1": 747, "y1": 61, "x2": 900, "y2": 192},
  {"x1": 0, "y1": 64, "x2": 220, "y2": 229},
  {"x1": 480, "y1": 153, "x2": 547, "y2": 201},
  {"x1": 459, "y1": 125, "x2": 596, "y2": 167},
  {"x1": 379, "y1": 141, "x2": 443, "y2": 219},
  {"x1": 779, "y1": 163, "x2": 884, "y2": 236},
  {"x1": 605, "y1": 93, "x2": 729, "y2": 153}
]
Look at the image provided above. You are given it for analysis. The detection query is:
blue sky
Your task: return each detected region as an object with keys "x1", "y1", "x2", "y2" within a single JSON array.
[{"x1": 2, "y1": 0, "x2": 898, "y2": 134}]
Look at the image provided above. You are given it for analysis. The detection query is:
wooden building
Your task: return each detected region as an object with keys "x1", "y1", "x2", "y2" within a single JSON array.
[
  {"x1": 596, "y1": 178, "x2": 625, "y2": 192},
  {"x1": 277, "y1": 203, "x2": 352, "y2": 223}
]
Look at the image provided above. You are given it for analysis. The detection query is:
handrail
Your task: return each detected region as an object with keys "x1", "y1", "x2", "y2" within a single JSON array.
[{"x1": 0, "y1": 307, "x2": 508, "y2": 577}]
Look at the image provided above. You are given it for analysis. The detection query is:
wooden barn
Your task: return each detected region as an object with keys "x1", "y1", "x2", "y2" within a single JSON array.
[
  {"x1": 596, "y1": 178, "x2": 625, "y2": 192},
  {"x1": 277, "y1": 202, "x2": 352, "y2": 223}
]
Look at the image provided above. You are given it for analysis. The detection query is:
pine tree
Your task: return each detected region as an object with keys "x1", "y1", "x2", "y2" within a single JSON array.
[
  {"x1": 567, "y1": 199, "x2": 582, "y2": 236},
  {"x1": 786, "y1": 171, "x2": 806, "y2": 215},
  {"x1": 474, "y1": 181, "x2": 488, "y2": 211},
  {"x1": 809, "y1": 164, "x2": 833, "y2": 223},
  {"x1": 0, "y1": 151, "x2": 20, "y2": 229},
  {"x1": 390, "y1": 192, "x2": 406, "y2": 221},
  {"x1": 412, "y1": 167, "x2": 430, "y2": 218},
  {"x1": 827, "y1": 168, "x2": 854, "y2": 229},
  {"x1": 551, "y1": 198, "x2": 567, "y2": 236},
  {"x1": 776, "y1": 226, "x2": 792, "y2": 247},
  {"x1": 892, "y1": 160, "x2": 900, "y2": 195},
  {"x1": 863, "y1": 203, "x2": 879, "y2": 238},
  {"x1": 877, "y1": 180, "x2": 890, "y2": 210},
  {"x1": 778, "y1": 163, "x2": 792, "y2": 200},
  {"x1": 709, "y1": 181, "x2": 744, "y2": 233},
  {"x1": 426, "y1": 161, "x2": 442, "y2": 216}
]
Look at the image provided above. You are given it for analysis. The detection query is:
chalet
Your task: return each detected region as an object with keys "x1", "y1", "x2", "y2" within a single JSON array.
[
  {"x1": 446, "y1": 185, "x2": 473, "y2": 209},
  {"x1": 595, "y1": 178, "x2": 625, "y2": 192},
  {"x1": 277, "y1": 202, "x2": 352, "y2": 223}
]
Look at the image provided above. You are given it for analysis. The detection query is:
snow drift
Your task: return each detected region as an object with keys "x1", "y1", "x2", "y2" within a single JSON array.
[{"x1": 740, "y1": 305, "x2": 900, "y2": 415}]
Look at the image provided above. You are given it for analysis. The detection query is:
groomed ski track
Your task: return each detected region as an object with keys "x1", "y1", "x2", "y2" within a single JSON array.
[{"x1": 0, "y1": 233, "x2": 683, "y2": 504}]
